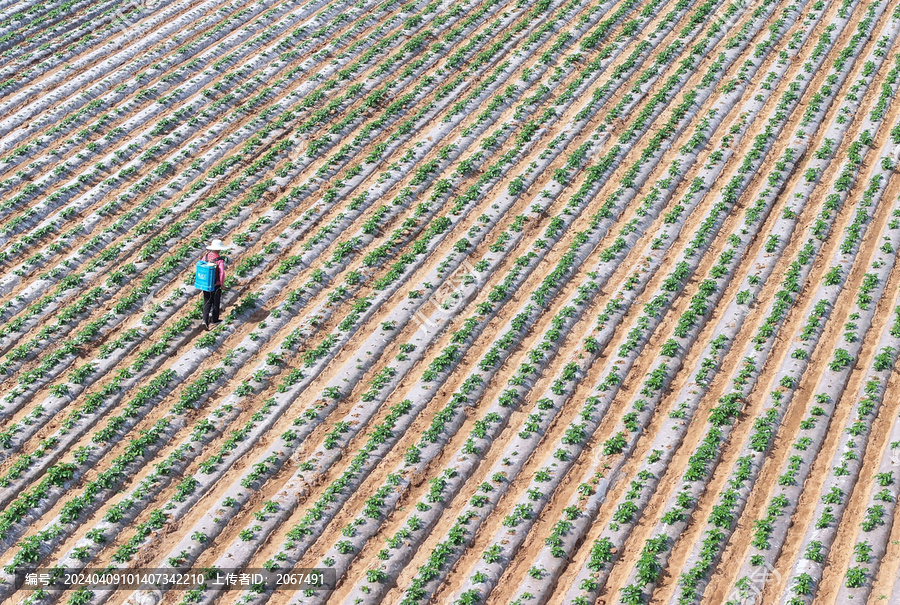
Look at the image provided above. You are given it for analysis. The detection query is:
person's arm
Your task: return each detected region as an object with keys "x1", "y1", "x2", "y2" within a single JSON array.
[{"x1": 217, "y1": 258, "x2": 226, "y2": 286}]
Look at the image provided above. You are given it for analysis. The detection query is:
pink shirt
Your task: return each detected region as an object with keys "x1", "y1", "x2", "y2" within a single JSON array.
[{"x1": 202, "y1": 251, "x2": 226, "y2": 286}]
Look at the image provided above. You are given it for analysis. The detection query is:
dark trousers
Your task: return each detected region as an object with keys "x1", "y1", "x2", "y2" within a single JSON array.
[{"x1": 203, "y1": 287, "x2": 221, "y2": 324}]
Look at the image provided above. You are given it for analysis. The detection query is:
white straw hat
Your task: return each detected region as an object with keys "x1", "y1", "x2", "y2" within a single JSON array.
[{"x1": 206, "y1": 239, "x2": 226, "y2": 251}]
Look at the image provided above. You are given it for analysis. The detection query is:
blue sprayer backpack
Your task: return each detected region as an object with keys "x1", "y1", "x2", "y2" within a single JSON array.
[{"x1": 195, "y1": 261, "x2": 217, "y2": 292}]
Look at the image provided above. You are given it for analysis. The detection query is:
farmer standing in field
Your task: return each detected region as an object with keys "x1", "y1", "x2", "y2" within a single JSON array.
[{"x1": 201, "y1": 239, "x2": 227, "y2": 329}]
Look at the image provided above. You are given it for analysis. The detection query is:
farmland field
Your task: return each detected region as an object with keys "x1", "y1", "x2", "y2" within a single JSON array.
[{"x1": 1, "y1": 0, "x2": 900, "y2": 602}]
